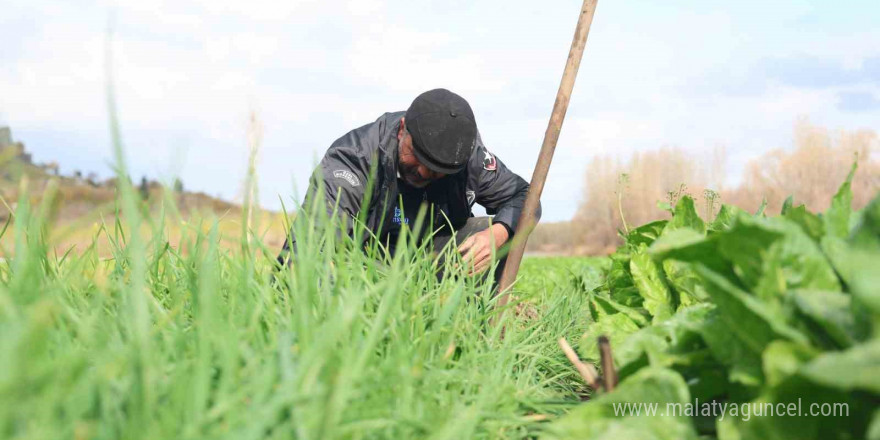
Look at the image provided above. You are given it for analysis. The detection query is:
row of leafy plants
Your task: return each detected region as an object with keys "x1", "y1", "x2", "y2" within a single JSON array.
[{"x1": 545, "y1": 164, "x2": 879, "y2": 439}]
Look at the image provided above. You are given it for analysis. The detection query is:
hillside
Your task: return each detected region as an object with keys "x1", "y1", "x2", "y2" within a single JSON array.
[{"x1": 0, "y1": 126, "x2": 288, "y2": 255}]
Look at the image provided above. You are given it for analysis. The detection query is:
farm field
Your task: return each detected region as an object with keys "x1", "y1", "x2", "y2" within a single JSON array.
[
  {"x1": 0, "y1": 175, "x2": 599, "y2": 438},
  {"x1": 2, "y1": 165, "x2": 878, "y2": 439},
  {"x1": 4, "y1": 0, "x2": 879, "y2": 438}
]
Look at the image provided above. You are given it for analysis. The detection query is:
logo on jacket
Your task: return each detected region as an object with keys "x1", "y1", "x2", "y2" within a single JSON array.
[
  {"x1": 392, "y1": 207, "x2": 409, "y2": 225},
  {"x1": 482, "y1": 151, "x2": 497, "y2": 171},
  {"x1": 466, "y1": 190, "x2": 476, "y2": 206},
  {"x1": 333, "y1": 170, "x2": 360, "y2": 187}
]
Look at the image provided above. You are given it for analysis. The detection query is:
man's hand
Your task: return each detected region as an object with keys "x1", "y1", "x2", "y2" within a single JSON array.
[{"x1": 458, "y1": 223, "x2": 510, "y2": 275}]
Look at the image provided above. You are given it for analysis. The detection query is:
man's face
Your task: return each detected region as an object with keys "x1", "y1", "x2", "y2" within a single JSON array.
[{"x1": 398, "y1": 118, "x2": 446, "y2": 188}]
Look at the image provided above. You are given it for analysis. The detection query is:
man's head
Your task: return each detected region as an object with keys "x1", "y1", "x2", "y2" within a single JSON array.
[{"x1": 397, "y1": 89, "x2": 477, "y2": 188}]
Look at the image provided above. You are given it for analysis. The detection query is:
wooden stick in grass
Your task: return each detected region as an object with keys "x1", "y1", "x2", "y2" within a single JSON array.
[
  {"x1": 598, "y1": 335, "x2": 618, "y2": 392},
  {"x1": 495, "y1": 0, "x2": 600, "y2": 319},
  {"x1": 558, "y1": 337, "x2": 601, "y2": 389}
]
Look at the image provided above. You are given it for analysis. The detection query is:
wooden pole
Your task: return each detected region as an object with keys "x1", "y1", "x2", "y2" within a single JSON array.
[
  {"x1": 558, "y1": 337, "x2": 601, "y2": 390},
  {"x1": 598, "y1": 335, "x2": 618, "y2": 391},
  {"x1": 496, "y1": 0, "x2": 599, "y2": 312}
]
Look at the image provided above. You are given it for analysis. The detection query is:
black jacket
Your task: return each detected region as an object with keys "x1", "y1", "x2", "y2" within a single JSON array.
[{"x1": 279, "y1": 111, "x2": 540, "y2": 258}]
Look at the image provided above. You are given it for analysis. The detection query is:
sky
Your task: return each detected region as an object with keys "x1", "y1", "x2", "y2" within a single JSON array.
[{"x1": 1, "y1": 0, "x2": 879, "y2": 221}]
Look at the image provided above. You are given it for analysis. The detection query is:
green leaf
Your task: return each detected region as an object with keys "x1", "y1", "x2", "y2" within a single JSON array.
[
  {"x1": 716, "y1": 214, "x2": 784, "y2": 290},
  {"x1": 799, "y1": 339, "x2": 880, "y2": 393},
  {"x1": 546, "y1": 368, "x2": 699, "y2": 440},
  {"x1": 649, "y1": 230, "x2": 734, "y2": 281},
  {"x1": 755, "y1": 197, "x2": 768, "y2": 217},
  {"x1": 820, "y1": 235, "x2": 859, "y2": 288},
  {"x1": 694, "y1": 265, "x2": 810, "y2": 353},
  {"x1": 580, "y1": 313, "x2": 642, "y2": 360},
  {"x1": 847, "y1": 196, "x2": 880, "y2": 322},
  {"x1": 709, "y1": 204, "x2": 746, "y2": 233},
  {"x1": 607, "y1": 253, "x2": 635, "y2": 291},
  {"x1": 783, "y1": 204, "x2": 825, "y2": 242},
  {"x1": 751, "y1": 244, "x2": 788, "y2": 305},
  {"x1": 867, "y1": 409, "x2": 880, "y2": 440},
  {"x1": 716, "y1": 385, "x2": 871, "y2": 440},
  {"x1": 662, "y1": 260, "x2": 706, "y2": 307},
  {"x1": 788, "y1": 289, "x2": 869, "y2": 348},
  {"x1": 657, "y1": 200, "x2": 673, "y2": 214},
  {"x1": 823, "y1": 160, "x2": 857, "y2": 239},
  {"x1": 649, "y1": 228, "x2": 706, "y2": 255},
  {"x1": 822, "y1": 197, "x2": 880, "y2": 322},
  {"x1": 630, "y1": 251, "x2": 674, "y2": 321},
  {"x1": 698, "y1": 308, "x2": 764, "y2": 387},
  {"x1": 604, "y1": 253, "x2": 644, "y2": 308},
  {"x1": 761, "y1": 340, "x2": 817, "y2": 387},
  {"x1": 718, "y1": 215, "x2": 841, "y2": 296},
  {"x1": 614, "y1": 304, "x2": 714, "y2": 372},
  {"x1": 589, "y1": 292, "x2": 651, "y2": 327},
  {"x1": 850, "y1": 193, "x2": 880, "y2": 250},
  {"x1": 627, "y1": 220, "x2": 669, "y2": 248},
  {"x1": 666, "y1": 196, "x2": 706, "y2": 235},
  {"x1": 781, "y1": 195, "x2": 794, "y2": 215}
]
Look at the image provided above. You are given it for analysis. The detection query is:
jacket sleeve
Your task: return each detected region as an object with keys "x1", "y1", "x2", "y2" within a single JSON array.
[
  {"x1": 278, "y1": 126, "x2": 375, "y2": 263},
  {"x1": 467, "y1": 134, "x2": 541, "y2": 235}
]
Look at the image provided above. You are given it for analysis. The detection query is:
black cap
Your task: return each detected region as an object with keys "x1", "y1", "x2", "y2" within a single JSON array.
[{"x1": 404, "y1": 88, "x2": 477, "y2": 174}]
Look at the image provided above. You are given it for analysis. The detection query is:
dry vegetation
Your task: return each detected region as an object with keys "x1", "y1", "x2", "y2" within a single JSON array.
[
  {"x1": 728, "y1": 118, "x2": 879, "y2": 212},
  {"x1": 528, "y1": 118, "x2": 879, "y2": 254},
  {"x1": 0, "y1": 183, "x2": 289, "y2": 256},
  {"x1": 2, "y1": 116, "x2": 291, "y2": 256},
  {"x1": 1, "y1": 166, "x2": 288, "y2": 256}
]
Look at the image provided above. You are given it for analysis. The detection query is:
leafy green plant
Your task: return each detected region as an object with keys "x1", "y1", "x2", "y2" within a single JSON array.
[{"x1": 549, "y1": 163, "x2": 880, "y2": 440}]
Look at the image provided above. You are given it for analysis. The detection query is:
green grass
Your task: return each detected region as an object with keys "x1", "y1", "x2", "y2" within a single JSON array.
[
  {"x1": 0, "y1": 172, "x2": 606, "y2": 439},
  {"x1": 1, "y1": 77, "x2": 609, "y2": 438},
  {"x1": 517, "y1": 256, "x2": 608, "y2": 303}
]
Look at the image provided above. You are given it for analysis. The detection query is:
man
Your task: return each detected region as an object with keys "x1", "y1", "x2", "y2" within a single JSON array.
[{"x1": 278, "y1": 88, "x2": 540, "y2": 281}]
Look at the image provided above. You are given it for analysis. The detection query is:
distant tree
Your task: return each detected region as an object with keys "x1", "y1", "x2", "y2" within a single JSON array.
[
  {"x1": 17, "y1": 143, "x2": 32, "y2": 164},
  {"x1": 563, "y1": 119, "x2": 880, "y2": 255},
  {"x1": 726, "y1": 118, "x2": 879, "y2": 213},
  {"x1": 0, "y1": 126, "x2": 11, "y2": 147},
  {"x1": 173, "y1": 178, "x2": 184, "y2": 193},
  {"x1": 139, "y1": 176, "x2": 150, "y2": 200}
]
